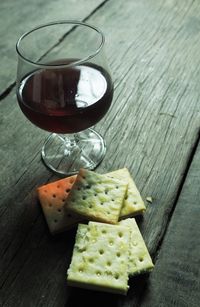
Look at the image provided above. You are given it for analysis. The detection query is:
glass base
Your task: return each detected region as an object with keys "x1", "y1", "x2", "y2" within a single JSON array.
[{"x1": 41, "y1": 128, "x2": 106, "y2": 176}]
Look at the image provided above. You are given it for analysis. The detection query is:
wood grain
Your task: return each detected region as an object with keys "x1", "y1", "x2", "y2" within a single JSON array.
[
  {"x1": 0, "y1": 0, "x2": 105, "y2": 96},
  {"x1": 0, "y1": 0, "x2": 200, "y2": 306},
  {"x1": 140, "y1": 143, "x2": 200, "y2": 307}
]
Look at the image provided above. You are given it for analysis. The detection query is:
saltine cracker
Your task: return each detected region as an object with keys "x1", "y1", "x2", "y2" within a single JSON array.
[
  {"x1": 37, "y1": 175, "x2": 81, "y2": 233},
  {"x1": 67, "y1": 222, "x2": 130, "y2": 294},
  {"x1": 65, "y1": 169, "x2": 128, "y2": 224}
]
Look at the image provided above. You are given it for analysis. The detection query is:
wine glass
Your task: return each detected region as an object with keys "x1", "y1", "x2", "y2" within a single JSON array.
[{"x1": 16, "y1": 20, "x2": 113, "y2": 175}]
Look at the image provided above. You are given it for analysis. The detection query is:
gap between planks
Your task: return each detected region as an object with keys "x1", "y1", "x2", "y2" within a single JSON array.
[{"x1": 148, "y1": 128, "x2": 200, "y2": 261}]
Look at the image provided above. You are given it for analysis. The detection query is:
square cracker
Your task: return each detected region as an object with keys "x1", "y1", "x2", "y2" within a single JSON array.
[
  {"x1": 37, "y1": 175, "x2": 82, "y2": 234},
  {"x1": 107, "y1": 168, "x2": 146, "y2": 219},
  {"x1": 119, "y1": 218, "x2": 154, "y2": 276},
  {"x1": 65, "y1": 169, "x2": 128, "y2": 224},
  {"x1": 67, "y1": 222, "x2": 130, "y2": 295},
  {"x1": 37, "y1": 168, "x2": 145, "y2": 233}
]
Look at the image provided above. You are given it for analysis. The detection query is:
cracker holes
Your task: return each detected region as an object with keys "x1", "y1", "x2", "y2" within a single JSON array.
[
  {"x1": 99, "y1": 249, "x2": 104, "y2": 255},
  {"x1": 48, "y1": 203, "x2": 52, "y2": 207},
  {"x1": 78, "y1": 267, "x2": 84, "y2": 273},
  {"x1": 57, "y1": 185, "x2": 60, "y2": 189},
  {"x1": 106, "y1": 271, "x2": 113, "y2": 277},
  {"x1": 57, "y1": 208, "x2": 62, "y2": 213},
  {"x1": 88, "y1": 204, "x2": 93, "y2": 209},
  {"x1": 89, "y1": 258, "x2": 94, "y2": 263},
  {"x1": 66, "y1": 189, "x2": 71, "y2": 193},
  {"x1": 70, "y1": 178, "x2": 74, "y2": 184},
  {"x1": 107, "y1": 261, "x2": 111, "y2": 266},
  {"x1": 82, "y1": 196, "x2": 86, "y2": 200},
  {"x1": 139, "y1": 257, "x2": 144, "y2": 262},
  {"x1": 124, "y1": 195, "x2": 128, "y2": 200},
  {"x1": 115, "y1": 273, "x2": 119, "y2": 280},
  {"x1": 102, "y1": 229, "x2": 107, "y2": 234},
  {"x1": 96, "y1": 271, "x2": 101, "y2": 276},
  {"x1": 109, "y1": 239, "x2": 114, "y2": 246},
  {"x1": 118, "y1": 232, "x2": 123, "y2": 238},
  {"x1": 52, "y1": 194, "x2": 56, "y2": 198},
  {"x1": 116, "y1": 252, "x2": 121, "y2": 257},
  {"x1": 133, "y1": 201, "x2": 137, "y2": 205}
]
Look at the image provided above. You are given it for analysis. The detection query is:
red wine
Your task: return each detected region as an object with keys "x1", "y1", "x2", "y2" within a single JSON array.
[{"x1": 17, "y1": 61, "x2": 113, "y2": 133}]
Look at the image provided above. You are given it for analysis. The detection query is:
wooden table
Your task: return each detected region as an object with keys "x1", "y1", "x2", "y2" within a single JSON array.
[{"x1": 0, "y1": 0, "x2": 200, "y2": 306}]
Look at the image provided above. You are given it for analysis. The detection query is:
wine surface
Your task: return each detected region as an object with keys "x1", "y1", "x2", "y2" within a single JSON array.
[{"x1": 17, "y1": 61, "x2": 113, "y2": 133}]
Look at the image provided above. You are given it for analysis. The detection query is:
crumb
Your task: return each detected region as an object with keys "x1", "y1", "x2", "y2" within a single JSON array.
[{"x1": 146, "y1": 197, "x2": 153, "y2": 203}]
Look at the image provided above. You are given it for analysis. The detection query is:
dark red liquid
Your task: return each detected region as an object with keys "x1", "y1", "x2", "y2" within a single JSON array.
[{"x1": 17, "y1": 61, "x2": 113, "y2": 133}]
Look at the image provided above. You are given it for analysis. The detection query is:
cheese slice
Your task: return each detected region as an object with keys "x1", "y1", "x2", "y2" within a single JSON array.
[{"x1": 67, "y1": 222, "x2": 130, "y2": 295}]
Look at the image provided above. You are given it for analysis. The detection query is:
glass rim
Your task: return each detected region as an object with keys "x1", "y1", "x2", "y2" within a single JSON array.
[{"x1": 16, "y1": 20, "x2": 105, "y2": 68}]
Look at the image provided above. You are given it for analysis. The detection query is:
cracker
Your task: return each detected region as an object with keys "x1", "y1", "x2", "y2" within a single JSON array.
[
  {"x1": 107, "y1": 168, "x2": 146, "y2": 219},
  {"x1": 65, "y1": 169, "x2": 128, "y2": 224},
  {"x1": 37, "y1": 175, "x2": 82, "y2": 234},
  {"x1": 67, "y1": 222, "x2": 130, "y2": 295},
  {"x1": 119, "y1": 218, "x2": 154, "y2": 276}
]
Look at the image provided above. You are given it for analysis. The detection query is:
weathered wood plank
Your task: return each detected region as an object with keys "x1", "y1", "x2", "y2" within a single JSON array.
[
  {"x1": 0, "y1": 0, "x2": 106, "y2": 96},
  {"x1": 91, "y1": 0, "x2": 200, "y2": 247},
  {"x1": 0, "y1": 0, "x2": 200, "y2": 306},
  {"x1": 140, "y1": 142, "x2": 200, "y2": 307}
]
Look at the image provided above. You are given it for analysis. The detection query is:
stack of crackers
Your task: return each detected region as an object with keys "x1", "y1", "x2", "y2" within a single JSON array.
[{"x1": 37, "y1": 168, "x2": 154, "y2": 295}]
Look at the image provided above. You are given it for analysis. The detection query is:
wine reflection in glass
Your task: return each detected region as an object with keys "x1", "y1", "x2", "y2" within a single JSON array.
[{"x1": 16, "y1": 21, "x2": 113, "y2": 175}]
